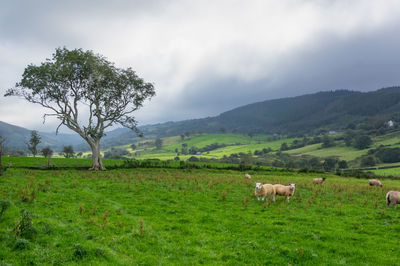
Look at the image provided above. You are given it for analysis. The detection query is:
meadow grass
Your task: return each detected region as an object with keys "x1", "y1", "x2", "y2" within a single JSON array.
[
  {"x1": 1, "y1": 156, "x2": 125, "y2": 169},
  {"x1": 287, "y1": 144, "x2": 367, "y2": 161},
  {"x1": 372, "y1": 167, "x2": 400, "y2": 176},
  {"x1": 1, "y1": 166, "x2": 400, "y2": 265},
  {"x1": 132, "y1": 134, "x2": 297, "y2": 160},
  {"x1": 130, "y1": 132, "x2": 400, "y2": 163}
]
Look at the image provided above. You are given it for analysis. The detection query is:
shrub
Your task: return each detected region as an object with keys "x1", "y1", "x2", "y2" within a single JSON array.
[
  {"x1": 0, "y1": 199, "x2": 11, "y2": 219},
  {"x1": 321, "y1": 135, "x2": 335, "y2": 148},
  {"x1": 73, "y1": 244, "x2": 88, "y2": 260},
  {"x1": 361, "y1": 156, "x2": 376, "y2": 167},
  {"x1": 188, "y1": 156, "x2": 199, "y2": 162},
  {"x1": 42, "y1": 223, "x2": 54, "y2": 235},
  {"x1": 338, "y1": 160, "x2": 348, "y2": 169},
  {"x1": 375, "y1": 147, "x2": 400, "y2": 163},
  {"x1": 14, "y1": 209, "x2": 37, "y2": 239},
  {"x1": 323, "y1": 158, "x2": 338, "y2": 172},
  {"x1": 104, "y1": 148, "x2": 130, "y2": 159},
  {"x1": 14, "y1": 238, "x2": 30, "y2": 250},
  {"x1": 280, "y1": 142, "x2": 289, "y2": 151},
  {"x1": 354, "y1": 135, "x2": 372, "y2": 149},
  {"x1": 94, "y1": 248, "x2": 106, "y2": 258},
  {"x1": 62, "y1": 145, "x2": 75, "y2": 158}
]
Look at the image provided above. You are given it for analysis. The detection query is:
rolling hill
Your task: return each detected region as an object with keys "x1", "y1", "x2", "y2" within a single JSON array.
[
  {"x1": 3, "y1": 86, "x2": 400, "y2": 151},
  {"x1": 140, "y1": 87, "x2": 400, "y2": 137},
  {"x1": 0, "y1": 120, "x2": 85, "y2": 151}
]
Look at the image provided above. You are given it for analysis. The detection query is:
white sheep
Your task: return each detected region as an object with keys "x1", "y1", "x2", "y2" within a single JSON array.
[
  {"x1": 369, "y1": 179, "x2": 382, "y2": 187},
  {"x1": 254, "y1": 183, "x2": 276, "y2": 201},
  {"x1": 386, "y1": 191, "x2": 400, "y2": 208},
  {"x1": 313, "y1": 177, "x2": 326, "y2": 184},
  {"x1": 245, "y1": 173, "x2": 251, "y2": 179},
  {"x1": 254, "y1": 183, "x2": 264, "y2": 201},
  {"x1": 273, "y1": 184, "x2": 296, "y2": 202}
]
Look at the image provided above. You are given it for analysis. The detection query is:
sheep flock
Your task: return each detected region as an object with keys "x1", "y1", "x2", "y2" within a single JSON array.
[{"x1": 253, "y1": 176, "x2": 399, "y2": 208}]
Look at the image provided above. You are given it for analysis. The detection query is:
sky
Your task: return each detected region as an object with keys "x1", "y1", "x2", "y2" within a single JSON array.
[{"x1": 1, "y1": 0, "x2": 400, "y2": 133}]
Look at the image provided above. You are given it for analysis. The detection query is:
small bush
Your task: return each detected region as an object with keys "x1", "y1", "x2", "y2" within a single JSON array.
[
  {"x1": 361, "y1": 156, "x2": 376, "y2": 167},
  {"x1": 139, "y1": 219, "x2": 145, "y2": 237},
  {"x1": 0, "y1": 199, "x2": 11, "y2": 219},
  {"x1": 42, "y1": 223, "x2": 54, "y2": 235},
  {"x1": 13, "y1": 238, "x2": 30, "y2": 250},
  {"x1": 94, "y1": 248, "x2": 106, "y2": 258},
  {"x1": 73, "y1": 244, "x2": 88, "y2": 260},
  {"x1": 188, "y1": 156, "x2": 199, "y2": 162},
  {"x1": 14, "y1": 209, "x2": 37, "y2": 239}
]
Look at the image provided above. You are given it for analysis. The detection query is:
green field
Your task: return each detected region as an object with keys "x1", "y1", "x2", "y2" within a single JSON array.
[
  {"x1": 287, "y1": 144, "x2": 366, "y2": 161},
  {"x1": 119, "y1": 134, "x2": 297, "y2": 160},
  {"x1": 1, "y1": 156, "x2": 125, "y2": 169},
  {"x1": 287, "y1": 133, "x2": 400, "y2": 162},
  {"x1": 115, "y1": 132, "x2": 400, "y2": 162},
  {"x1": 123, "y1": 133, "x2": 400, "y2": 175},
  {"x1": 1, "y1": 158, "x2": 400, "y2": 264},
  {"x1": 371, "y1": 167, "x2": 400, "y2": 176}
]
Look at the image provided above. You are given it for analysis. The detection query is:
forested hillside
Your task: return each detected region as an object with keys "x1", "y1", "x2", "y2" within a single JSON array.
[{"x1": 140, "y1": 87, "x2": 400, "y2": 137}]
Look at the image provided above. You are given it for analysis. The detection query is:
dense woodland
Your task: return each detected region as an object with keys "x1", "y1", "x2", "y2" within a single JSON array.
[{"x1": 138, "y1": 87, "x2": 400, "y2": 138}]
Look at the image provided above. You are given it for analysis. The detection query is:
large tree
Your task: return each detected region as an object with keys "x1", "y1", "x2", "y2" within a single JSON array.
[
  {"x1": 41, "y1": 147, "x2": 53, "y2": 167},
  {"x1": 5, "y1": 48, "x2": 155, "y2": 170},
  {"x1": 27, "y1": 130, "x2": 41, "y2": 157},
  {"x1": 62, "y1": 145, "x2": 75, "y2": 158},
  {"x1": 155, "y1": 138, "x2": 163, "y2": 150}
]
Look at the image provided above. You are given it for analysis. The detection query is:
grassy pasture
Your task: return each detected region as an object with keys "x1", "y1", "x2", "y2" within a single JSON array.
[
  {"x1": 1, "y1": 166, "x2": 400, "y2": 265},
  {"x1": 287, "y1": 144, "x2": 367, "y2": 161},
  {"x1": 130, "y1": 134, "x2": 297, "y2": 160},
  {"x1": 128, "y1": 132, "x2": 400, "y2": 165},
  {"x1": 371, "y1": 167, "x2": 400, "y2": 176},
  {"x1": 1, "y1": 156, "x2": 125, "y2": 169}
]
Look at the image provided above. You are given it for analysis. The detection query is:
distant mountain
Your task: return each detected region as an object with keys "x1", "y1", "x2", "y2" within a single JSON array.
[
  {"x1": 3, "y1": 87, "x2": 400, "y2": 151},
  {"x1": 139, "y1": 87, "x2": 400, "y2": 137},
  {"x1": 0, "y1": 120, "x2": 141, "y2": 152},
  {"x1": 0, "y1": 120, "x2": 85, "y2": 151}
]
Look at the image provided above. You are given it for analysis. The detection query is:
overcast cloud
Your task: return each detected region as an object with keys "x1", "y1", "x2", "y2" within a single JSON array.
[{"x1": 1, "y1": 0, "x2": 400, "y2": 132}]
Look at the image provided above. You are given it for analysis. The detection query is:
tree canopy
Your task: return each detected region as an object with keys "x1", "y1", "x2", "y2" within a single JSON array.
[
  {"x1": 5, "y1": 47, "x2": 155, "y2": 170},
  {"x1": 62, "y1": 145, "x2": 75, "y2": 158},
  {"x1": 27, "y1": 130, "x2": 41, "y2": 157}
]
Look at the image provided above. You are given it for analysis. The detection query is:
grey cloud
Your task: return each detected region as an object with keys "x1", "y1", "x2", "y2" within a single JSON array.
[
  {"x1": 162, "y1": 22, "x2": 400, "y2": 122},
  {"x1": 0, "y1": 0, "x2": 168, "y2": 44},
  {"x1": 2, "y1": 0, "x2": 400, "y2": 132}
]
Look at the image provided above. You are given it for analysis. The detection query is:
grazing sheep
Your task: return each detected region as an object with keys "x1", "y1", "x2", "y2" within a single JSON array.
[
  {"x1": 254, "y1": 183, "x2": 264, "y2": 201},
  {"x1": 369, "y1": 179, "x2": 382, "y2": 187},
  {"x1": 262, "y1": 184, "x2": 276, "y2": 202},
  {"x1": 245, "y1": 173, "x2": 251, "y2": 179},
  {"x1": 254, "y1": 183, "x2": 276, "y2": 201},
  {"x1": 273, "y1": 184, "x2": 296, "y2": 202},
  {"x1": 386, "y1": 191, "x2": 400, "y2": 208},
  {"x1": 313, "y1": 177, "x2": 326, "y2": 184}
]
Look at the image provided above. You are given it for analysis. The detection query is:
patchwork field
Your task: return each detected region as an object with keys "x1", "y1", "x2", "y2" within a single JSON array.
[
  {"x1": 1, "y1": 165, "x2": 400, "y2": 265},
  {"x1": 111, "y1": 134, "x2": 297, "y2": 160},
  {"x1": 108, "y1": 132, "x2": 400, "y2": 163},
  {"x1": 286, "y1": 144, "x2": 366, "y2": 161}
]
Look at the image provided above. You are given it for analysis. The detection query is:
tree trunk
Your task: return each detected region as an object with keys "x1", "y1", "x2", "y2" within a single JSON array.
[{"x1": 89, "y1": 141, "x2": 106, "y2": 171}]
